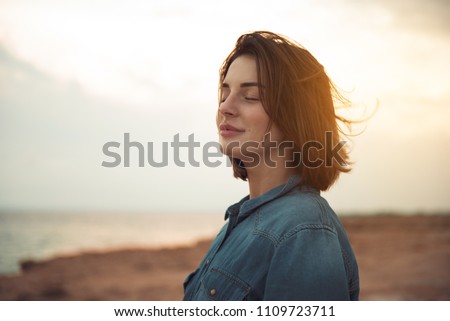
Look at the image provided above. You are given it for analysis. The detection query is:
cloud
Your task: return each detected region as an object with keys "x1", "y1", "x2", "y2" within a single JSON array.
[
  {"x1": 0, "y1": 44, "x2": 241, "y2": 213},
  {"x1": 1, "y1": 0, "x2": 449, "y2": 213},
  {"x1": 382, "y1": 0, "x2": 450, "y2": 34}
]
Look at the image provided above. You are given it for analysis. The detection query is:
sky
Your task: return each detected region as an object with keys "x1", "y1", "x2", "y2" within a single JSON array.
[{"x1": 0, "y1": 0, "x2": 449, "y2": 215}]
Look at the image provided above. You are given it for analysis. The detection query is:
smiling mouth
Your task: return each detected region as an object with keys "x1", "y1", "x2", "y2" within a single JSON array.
[{"x1": 219, "y1": 124, "x2": 245, "y2": 137}]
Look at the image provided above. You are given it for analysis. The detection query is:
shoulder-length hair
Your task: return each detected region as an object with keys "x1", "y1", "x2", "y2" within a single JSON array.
[{"x1": 219, "y1": 31, "x2": 352, "y2": 191}]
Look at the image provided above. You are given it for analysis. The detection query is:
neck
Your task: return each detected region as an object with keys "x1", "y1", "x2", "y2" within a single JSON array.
[{"x1": 245, "y1": 164, "x2": 297, "y2": 199}]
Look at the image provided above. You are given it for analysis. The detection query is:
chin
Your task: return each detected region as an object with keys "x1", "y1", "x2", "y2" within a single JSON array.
[{"x1": 219, "y1": 141, "x2": 235, "y2": 158}]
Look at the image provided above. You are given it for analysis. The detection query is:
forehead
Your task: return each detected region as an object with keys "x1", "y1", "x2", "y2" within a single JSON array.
[{"x1": 223, "y1": 55, "x2": 257, "y2": 84}]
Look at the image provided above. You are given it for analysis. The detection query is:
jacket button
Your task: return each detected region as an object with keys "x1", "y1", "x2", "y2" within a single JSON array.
[{"x1": 209, "y1": 288, "x2": 216, "y2": 297}]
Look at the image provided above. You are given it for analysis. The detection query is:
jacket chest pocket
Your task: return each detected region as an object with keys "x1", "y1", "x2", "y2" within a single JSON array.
[{"x1": 196, "y1": 267, "x2": 251, "y2": 301}]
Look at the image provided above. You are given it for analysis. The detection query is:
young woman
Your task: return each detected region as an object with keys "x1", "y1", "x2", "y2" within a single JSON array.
[{"x1": 183, "y1": 31, "x2": 359, "y2": 300}]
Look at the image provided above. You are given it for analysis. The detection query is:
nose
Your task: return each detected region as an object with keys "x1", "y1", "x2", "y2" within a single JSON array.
[{"x1": 218, "y1": 95, "x2": 238, "y2": 117}]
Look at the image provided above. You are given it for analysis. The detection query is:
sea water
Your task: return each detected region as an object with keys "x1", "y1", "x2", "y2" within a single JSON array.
[{"x1": 0, "y1": 211, "x2": 224, "y2": 275}]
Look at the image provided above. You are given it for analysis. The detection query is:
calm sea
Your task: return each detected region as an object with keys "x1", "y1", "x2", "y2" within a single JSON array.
[{"x1": 0, "y1": 212, "x2": 224, "y2": 276}]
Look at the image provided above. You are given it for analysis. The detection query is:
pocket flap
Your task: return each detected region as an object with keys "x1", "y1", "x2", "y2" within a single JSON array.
[{"x1": 199, "y1": 267, "x2": 251, "y2": 301}]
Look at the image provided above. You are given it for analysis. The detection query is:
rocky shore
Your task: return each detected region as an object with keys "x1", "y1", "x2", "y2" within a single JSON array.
[{"x1": 1, "y1": 215, "x2": 449, "y2": 300}]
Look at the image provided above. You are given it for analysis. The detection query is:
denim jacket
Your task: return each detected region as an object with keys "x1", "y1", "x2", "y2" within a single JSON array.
[{"x1": 183, "y1": 176, "x2": 359, "y2": 301}]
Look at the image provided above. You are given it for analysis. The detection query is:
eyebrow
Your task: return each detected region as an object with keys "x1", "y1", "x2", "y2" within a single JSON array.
[{"x1": 221, "y1": 82, "x2": 264, "y2": 88}]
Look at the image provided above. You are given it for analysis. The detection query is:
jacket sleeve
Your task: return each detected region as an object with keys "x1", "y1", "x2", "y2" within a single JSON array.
[{"x1": 264, "y1": 225, "x2": 350, "y2": 300}]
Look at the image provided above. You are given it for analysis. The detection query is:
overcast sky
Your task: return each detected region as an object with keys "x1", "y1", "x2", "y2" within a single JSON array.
[{"x1": 1, "y1": 0, "x2": 449, "y2": 215}]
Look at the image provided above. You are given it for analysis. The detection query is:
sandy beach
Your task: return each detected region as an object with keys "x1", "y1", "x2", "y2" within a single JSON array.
[{"x1": 0, "y1": 214, "x2": 449, "y2": 300}]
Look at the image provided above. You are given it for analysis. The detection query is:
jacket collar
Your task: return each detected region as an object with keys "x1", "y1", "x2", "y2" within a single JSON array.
[{"x1": 224, "y1": 175, "x2": 306, "y2": 222}]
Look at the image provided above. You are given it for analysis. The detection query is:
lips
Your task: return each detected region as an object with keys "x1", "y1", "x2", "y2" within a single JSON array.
[
  {"x1": 219, "y1": 124, "x2": 244, "y2": 132},
  {"x1": 219, "y1": 123, "x2": 245, "y2": 137}
]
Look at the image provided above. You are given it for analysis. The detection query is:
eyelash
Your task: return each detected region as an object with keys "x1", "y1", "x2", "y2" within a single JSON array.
[{"x1": 220, "y1": 95, "x2": 259, "y2": 103}]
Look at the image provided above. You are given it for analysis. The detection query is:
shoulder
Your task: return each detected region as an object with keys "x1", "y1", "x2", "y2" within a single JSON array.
[
  {"x1": 253, "y1": 187, "x2": 338, "y2": 245},
  {"x1": 262, "y1": 186, "x2": 333, "y2": 225}
]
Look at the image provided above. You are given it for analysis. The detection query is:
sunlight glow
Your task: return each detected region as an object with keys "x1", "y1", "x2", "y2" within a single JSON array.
[{"x1": 0, "y1": 0, "x2": 449, "y2": 212}]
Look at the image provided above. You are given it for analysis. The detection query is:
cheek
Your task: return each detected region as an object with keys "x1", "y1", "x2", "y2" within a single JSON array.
[
  {"x1": 250, "y1": 112, "x2": 271, "y2": 135},
  {"x1": 269, "y1": 125, "x2": 285, "y2": 142},
  {"x1": 215, "y1": 111, "x2": 221, "y2": 128}
]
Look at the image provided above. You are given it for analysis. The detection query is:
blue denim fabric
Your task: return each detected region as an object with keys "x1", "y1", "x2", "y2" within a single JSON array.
[{"x1": 183, "y1": 176, "x2": 359, "y2": 301}]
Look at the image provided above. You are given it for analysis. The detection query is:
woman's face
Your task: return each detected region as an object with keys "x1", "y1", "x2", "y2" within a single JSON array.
[{"x1": 217, "y1": 55, "x2": 283, "y2": 163}]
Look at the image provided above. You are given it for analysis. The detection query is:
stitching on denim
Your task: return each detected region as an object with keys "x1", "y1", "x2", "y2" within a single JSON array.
[
  {"x1": 253, "y1": 210, "x2": 281, "y2": 245},
  {"x1": 210, "y1": 267, "x2": 251, "y2": 293},
  {"x1": 301, "y1": 192, "x2": 332, "y2": 228},
  {"x1": 253, "y1": 208, "x2": 338, "y2": 246},
  {"x1": 340, "y1": 247, "x2": 358, "y2": 291},
  {"x1": 341, "y1": 248, "x2": 352, "y2": 276},
  {"x1": 316, "y1": 196, "x2": 331, "y2": 227},
  {"x1": 344, "y1": 249, "x2": 359, "y2": 292},
  {"x1": 279, "y1": 224, "x2": 337, "y2": 244}
]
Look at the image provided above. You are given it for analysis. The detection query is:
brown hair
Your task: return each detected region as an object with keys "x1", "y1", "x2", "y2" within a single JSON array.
[{"x1": 219, "y1": 31, "x2": 352, "y2": 191}]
